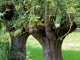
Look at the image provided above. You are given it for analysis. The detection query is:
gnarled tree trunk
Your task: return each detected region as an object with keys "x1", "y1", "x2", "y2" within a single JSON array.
[
  {"x1": 29, "y1": 21, "x2": 77, "y2": 60},
  {"x1": 9, "y1": 28, "x2": 29, "y2": 60},
  {"x1": 27, "y1": 1, "x2": 77, "y2": 60},
  {"x1": 29, "y1": 30, "x2": 63, "y2": 60}
]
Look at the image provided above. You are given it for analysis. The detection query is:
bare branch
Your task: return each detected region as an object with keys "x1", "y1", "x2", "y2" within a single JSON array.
[
  {"x1": 52, "y1": 1, "x2": 59, "y2": 21},
  {"x1": 44, "y1": 1, "x2": 50, "y2": 23},
  {"x1": 44, "y1": 1, "x2": 56, "y2": 40}
]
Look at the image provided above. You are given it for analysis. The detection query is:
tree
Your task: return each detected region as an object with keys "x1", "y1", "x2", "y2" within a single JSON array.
[
  {"x1": 0, "y1": 0, "x2": 77, "y2": 60},
  {"x1": 26, "y1": 1, "x2": 77, "y2": 60},
  {"x1": 0, "y1": 0, "x2": 30, "y2": 60}
]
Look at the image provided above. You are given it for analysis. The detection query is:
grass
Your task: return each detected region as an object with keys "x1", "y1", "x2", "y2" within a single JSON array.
[
  {"x1": 26, "y1": 31, "x2": 80, "y2": 60},
  {"x1": 62, "y1": 32, "x2": 80, "y2": 60},
  {"x1": 26, "y1": 36, "x2": 43, "y2": 60}
]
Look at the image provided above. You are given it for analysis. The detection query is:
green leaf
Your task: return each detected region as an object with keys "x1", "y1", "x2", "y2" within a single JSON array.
[
  {"x1": 67, "y1": 7, "x2": 76, "y2": 13},
  {"x1": 29, "y1": 14, "x2": 39, "y2": 23}
]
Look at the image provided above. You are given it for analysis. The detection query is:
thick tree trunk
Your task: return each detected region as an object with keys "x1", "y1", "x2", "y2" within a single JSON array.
[
  {"x1": 42, "y1": 39, "x2": 63, "y2": 60},
  {"x1": 29, "y1": 22, "x2": 77, "y2": 60},
  {"x1": 9, "y1": 29, "x2": 29, "y2": 60},
  {"x1": 30, "y1": 30, "x2": 63, "y2": 60}
]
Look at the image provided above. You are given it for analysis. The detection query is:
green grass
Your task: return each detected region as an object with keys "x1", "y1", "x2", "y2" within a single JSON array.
[
  {"x1": 62, "y1": 32, "x2": 80, "y2": 60},
  {"x1": 26, "y1": 36, "x2": 43, "y2": 60},
  {"x1": 26, "y1": 32, "x2": 80, "y2": 60}
]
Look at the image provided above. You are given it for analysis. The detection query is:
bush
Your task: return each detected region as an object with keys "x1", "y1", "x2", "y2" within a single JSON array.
[{"x1": 0, "y1": 27, "x2": 10, "y2": 60}]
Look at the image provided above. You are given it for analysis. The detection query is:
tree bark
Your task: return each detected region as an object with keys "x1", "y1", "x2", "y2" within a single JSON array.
[
  {"x1": 42, "y1": 39, "x2": 63, "y2": 60},
  {"x1": 9, "y1": 28, "x2": 29, "y2": 60},
  {"x1": 41, "y1": 1, "x2": 63, "y2": 60}
]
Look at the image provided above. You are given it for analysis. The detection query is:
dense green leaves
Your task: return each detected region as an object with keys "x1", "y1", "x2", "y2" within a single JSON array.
[{"x1": 0, "y1": 0, "x2": 80, "y2": 31}]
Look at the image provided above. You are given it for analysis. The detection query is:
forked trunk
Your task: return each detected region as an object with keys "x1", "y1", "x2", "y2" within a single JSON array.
[
  {"x1": 42, "y1": 39, "x2": 63, "y2": 60},
  {"x1": 9, "y1": 32, "x2": 29, "y2": 60},
  {"x1": 30, "y1": 29, "x2": 64, "y2": 60}
]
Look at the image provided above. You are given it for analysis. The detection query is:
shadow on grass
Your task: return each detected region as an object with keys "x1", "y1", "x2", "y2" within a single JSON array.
[{"x1": 26, "y1": 45, "x2": 80, "y2": 60}]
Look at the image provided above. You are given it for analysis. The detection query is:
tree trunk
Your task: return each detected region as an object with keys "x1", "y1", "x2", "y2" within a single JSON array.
[
  {"x1": 9, "y1": 29, "x2": 29, "y2": 60},
  {"x1": 42, "y1": 38, "x2": 63, "y2": 60},
  {"x1": 29, "y1": 22, "x2": 77, "y2": 60},
  {"x1": 30, "y1": 30, "x2": 63, "y2": 60}
]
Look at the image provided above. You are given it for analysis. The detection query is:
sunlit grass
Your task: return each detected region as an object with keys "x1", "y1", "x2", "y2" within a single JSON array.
[
  {"x1": 26, "y1": 32, "x2": 80, "y2": 60},
  {"x1": 26, "y1": 35, "x2": 43, "y2": 60},
  {"x1": 62, "y1": 32, "x2": 80, "y2": 50},
  {"x1": 62, "y1": 32, "x2": 80, "y2": 60}
]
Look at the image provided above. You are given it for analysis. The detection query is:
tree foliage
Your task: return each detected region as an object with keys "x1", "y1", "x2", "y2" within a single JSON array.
[
  {"x1": 0, "y1": 0, "x2": 79, "y2": 34},
  {"x1": 0, "y1": 0, "x2": 79, "y2": 24}
]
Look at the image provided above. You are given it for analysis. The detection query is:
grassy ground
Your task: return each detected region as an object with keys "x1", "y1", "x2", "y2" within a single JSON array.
[{"x1": 26, "y1": 31, "x2": 80, "y2": 60}]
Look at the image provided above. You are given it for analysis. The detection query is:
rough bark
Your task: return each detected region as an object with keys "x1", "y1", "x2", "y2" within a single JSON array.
[
  {"x1": 42, "y1": 39, "x2": 63, "y2": 60},
  {"x1": 9, "y1": 28, "x2": 29, "y2": 60}
]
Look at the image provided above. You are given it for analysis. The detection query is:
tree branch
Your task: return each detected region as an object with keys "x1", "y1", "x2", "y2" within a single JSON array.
[
  {"x1": 52, "y1": 1, "x2": 59, "y2": 21},
  {"x1": 44, "y1": 1, "x2": 49, "y2": 23},
  {"x1": 44, "y1": 1, "x2": 56, "y2": 40},
  {"x1": 57, "y1": 14, "x2": 77, "y2": 40}
]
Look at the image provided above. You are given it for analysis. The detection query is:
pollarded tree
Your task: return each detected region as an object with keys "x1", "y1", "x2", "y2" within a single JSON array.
[
  {"x1": 0, "y1": 0, "x2": 77, "y2": 60},
  {"x1": 24, "y1": 0, "x2": 77, "y2": 60}
]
